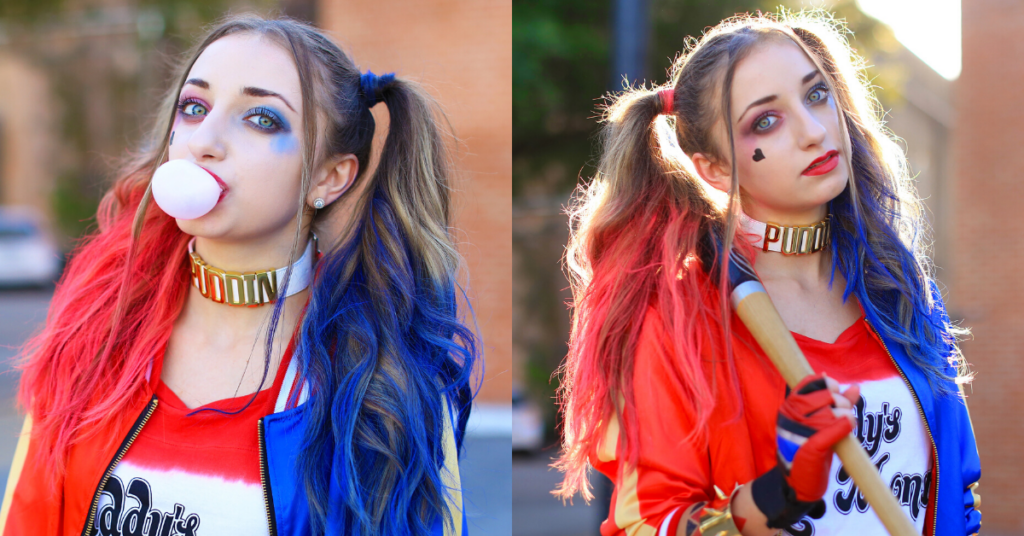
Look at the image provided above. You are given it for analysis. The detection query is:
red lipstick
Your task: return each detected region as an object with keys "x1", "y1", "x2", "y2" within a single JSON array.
[{"x1": 802, "y1": 150, "x2": 840, "y2": 176}]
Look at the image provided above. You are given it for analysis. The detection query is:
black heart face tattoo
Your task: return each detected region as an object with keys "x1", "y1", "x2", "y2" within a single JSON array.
[{"x1": 753, "y1": 148, "x2": 765, "y2": 162}]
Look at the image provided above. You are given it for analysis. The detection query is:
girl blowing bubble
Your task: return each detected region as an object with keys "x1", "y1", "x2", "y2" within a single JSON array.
[
  {"x1": 556, "y1": 11, "x2": 979, "y2": 536},
  {"x1": 0, "y1": 14, "x2": 475, "y2": 536}
]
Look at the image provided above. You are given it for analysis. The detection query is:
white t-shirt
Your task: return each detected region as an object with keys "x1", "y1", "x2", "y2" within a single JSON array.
[
  {"x1": 94, "y1": 345, "x2": 303, "y2": 536},
  {"x1": 785, "y1": 323, "x2": 933, "y2": 535}
]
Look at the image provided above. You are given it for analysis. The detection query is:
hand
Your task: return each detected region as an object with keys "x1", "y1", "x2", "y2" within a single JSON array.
[
  {"x1": 778, "y1": 374, "x2": 859, "y2": 501},
  {"x1": 751, "y1": 373, "x2": 860, "y2": 528}
]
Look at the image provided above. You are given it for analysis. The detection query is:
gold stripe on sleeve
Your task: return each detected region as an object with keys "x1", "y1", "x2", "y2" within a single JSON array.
[
  {"x1": 441, "y1": 400, "x2": 463, "y2": 536},
  {"x1": 0, "y1": 415, "x2": 32, "y2": 532},
  {"x1": 615, "y1": 466, "x2": 656, "y2": 536}
]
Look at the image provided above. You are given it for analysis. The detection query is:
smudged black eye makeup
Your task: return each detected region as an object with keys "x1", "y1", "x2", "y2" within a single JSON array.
[
  {"x1": 753, "y1": 148, "x2": 765, "y2": 162},
  {"x1": 169, "y1": 131, "x2": 175, "y2": 146}
]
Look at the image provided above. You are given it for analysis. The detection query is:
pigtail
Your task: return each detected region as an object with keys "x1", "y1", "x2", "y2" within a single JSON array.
[
  {"x1": 297, "y1": 75, "x2": 476, "y2": 536},
  {"x1": 556, "y1": 86, "x2": 721, "y2": 500}
]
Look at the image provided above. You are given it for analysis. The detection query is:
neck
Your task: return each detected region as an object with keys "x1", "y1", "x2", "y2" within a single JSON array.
[
  {"x1": 178, "y1": 233, "x2": 315, "y2": 348},
  {"x1": 739, "y1": 211, "x2": 833, "y2": 285},
  {"x1": 192, "y1": 231, "x2": 311, "y2": 273},
  {"x1": 752, "y1": 241, "x2": 832, "y2": 286}
]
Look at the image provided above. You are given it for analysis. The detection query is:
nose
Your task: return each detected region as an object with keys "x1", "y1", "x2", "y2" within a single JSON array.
[
  {"x1": 185, "y1": 110, "x2": 227, "y2": 161},
  {"x1": 794, "y1": 106, "x2": 827, "y2": 150}
]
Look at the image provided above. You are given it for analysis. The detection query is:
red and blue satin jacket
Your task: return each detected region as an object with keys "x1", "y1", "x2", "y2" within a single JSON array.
[
  {"x1": 591, "y1": 297, "x2": 980, "y2": 536},
  {"x1": 0, "y1": 355, "x2": 467, "y2": 536}
]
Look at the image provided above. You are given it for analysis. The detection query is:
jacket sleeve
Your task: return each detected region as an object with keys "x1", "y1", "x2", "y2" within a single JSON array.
[
  {"x1": 956, "y1": 386, "x2": 982, "y2": 536},
  {"x1": 593, "y1": 308, "x2": 737, "y2": 536},
  {"x1": 928, "y1": 281, "x2": 982, "y2": 535},
  {"x1": 0, "y1": 414, "x2": 62, "y2": 536},
  {"x1": 0, "y1": 415, "x2": 32, "y2": 534}
]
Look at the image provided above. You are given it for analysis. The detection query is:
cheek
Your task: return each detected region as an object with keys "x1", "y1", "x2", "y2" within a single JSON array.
[
  {"x1": 269, "y1": 133, "x2": 299, "y2": 155},
  {"x1": 735, "y1": 136, "x2": 768, "y2": 176},
  {"x1": 735, "y1": 136, "x2": 788, "y2": 191},
  {"x1": 168, "y1": 119, "x2": 188, "y2": 158},
  {"x1": 816, "y1": 102, "x2": 841, "y2": 137}
]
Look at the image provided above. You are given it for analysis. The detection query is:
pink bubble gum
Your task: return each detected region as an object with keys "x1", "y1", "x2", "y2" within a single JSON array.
[{"x1": 151, "y1": 160, "x2": 223, "y2": 220}]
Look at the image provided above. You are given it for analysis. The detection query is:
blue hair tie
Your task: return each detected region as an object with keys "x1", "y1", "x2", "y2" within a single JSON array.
[{"x1": 360, "y1": 70, "x2": 395, "y2": 108}]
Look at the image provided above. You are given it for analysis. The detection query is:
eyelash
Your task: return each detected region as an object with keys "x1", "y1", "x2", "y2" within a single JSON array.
[
  {"x1": 749, "y1": 82, "x2": 831, "y2": 133},
  {"x1": 176, "y1": 98, "x2": 286, "y2": 133}
]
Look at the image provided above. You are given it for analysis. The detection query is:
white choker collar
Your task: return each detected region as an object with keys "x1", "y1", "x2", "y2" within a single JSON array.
[
  {"x1": 187, "y1": 236, "x2": 317, "y2": 306},
  {"x1": 739, "y1": 213, "x2": 831, "y2": 255}
]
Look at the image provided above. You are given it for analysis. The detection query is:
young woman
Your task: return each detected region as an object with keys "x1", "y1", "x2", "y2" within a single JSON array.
[
  {"x1": 556, "y1": 12, "x2": 980, "y2": 536},
  {"x1": 0, "y1": 14, "x2": 475, "y2": 536}
]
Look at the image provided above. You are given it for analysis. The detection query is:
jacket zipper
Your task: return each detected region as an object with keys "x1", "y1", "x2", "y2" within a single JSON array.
[
  {"x1": 258, "y1": 418, "x2": 278, "y2": 536},
  {"x1": 866, "y1": 321, "x2": 939, "y2": 536},
  {"x1": 81, "y1": 396, "x2": 159, "y2": 536}
]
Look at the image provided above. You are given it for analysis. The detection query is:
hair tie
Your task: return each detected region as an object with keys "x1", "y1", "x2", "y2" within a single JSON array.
[
  {"x1": 360, "y1": 70, "x2": 396, "y2": 108},
  {"x1": 659, "y1": 87, "x2": 675, "y2": 115}
]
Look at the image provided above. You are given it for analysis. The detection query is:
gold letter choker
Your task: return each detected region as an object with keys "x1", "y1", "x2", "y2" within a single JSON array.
[
  {"x1": 187, "y1": 236, "x2": 317, "y2": 307},
  {"x1": 739, "y1": 212, "x2": 831, "y2": 255}
]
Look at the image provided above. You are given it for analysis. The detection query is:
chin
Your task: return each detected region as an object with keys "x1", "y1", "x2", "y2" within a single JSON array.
[
  {"x1": 174, "y1": 213, "x2": 229, "y2": 240},
  {"x1": 820, "y1": 174, "x2": 849, "y2": 204}
]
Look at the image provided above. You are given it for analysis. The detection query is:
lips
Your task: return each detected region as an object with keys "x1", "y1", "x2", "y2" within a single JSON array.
[{"x1": 802, "y1": 150, "x2": 840, "y2": 176}]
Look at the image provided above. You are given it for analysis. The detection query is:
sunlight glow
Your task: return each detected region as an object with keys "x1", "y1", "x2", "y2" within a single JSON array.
[{"x1": 856, "y1": 0, "x2": 961, "y2": 80}]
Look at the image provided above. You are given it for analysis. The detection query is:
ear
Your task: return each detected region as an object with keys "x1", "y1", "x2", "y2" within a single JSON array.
[
  {"x1": 308, "y1": 154, "x2": 359, "y2": 209},
  {"x1": 691, "y1": 152, "x2": 732, "y2": 193}
]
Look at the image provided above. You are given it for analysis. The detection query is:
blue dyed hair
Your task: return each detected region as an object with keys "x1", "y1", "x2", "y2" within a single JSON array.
[{"x1": 186, "y1": 14, "x2": 479, "y2": 536}]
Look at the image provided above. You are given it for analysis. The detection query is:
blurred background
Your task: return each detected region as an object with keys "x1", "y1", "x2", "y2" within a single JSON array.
[
  {"x1": 0, "y1": 0, "x2": 511, "y2": 534},
  {"x1": 512, "y1": 0, "x2": 1024, "y2": 534}
]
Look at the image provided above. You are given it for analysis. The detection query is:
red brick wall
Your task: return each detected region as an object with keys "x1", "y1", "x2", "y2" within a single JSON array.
[
  {"x1": 318, "y1": 0, "x2": 512, "y2": 403},
  {"x1": 951, "y1": 0, "x2": 1024, "y2": 530}
]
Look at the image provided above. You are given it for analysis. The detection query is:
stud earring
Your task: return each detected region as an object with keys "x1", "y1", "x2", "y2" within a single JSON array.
[{"x1": 313, "y1": 198, "x2": 325, "y2": 209}]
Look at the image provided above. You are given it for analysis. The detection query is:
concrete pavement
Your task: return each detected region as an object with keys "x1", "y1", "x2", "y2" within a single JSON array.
[{"x1": 512, "y1": 453, "x2": 609, "y2": 536}]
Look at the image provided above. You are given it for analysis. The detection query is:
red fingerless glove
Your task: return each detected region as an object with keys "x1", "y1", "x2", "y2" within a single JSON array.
[
  {"x1": 752, "y1": 374, "x2": 860, "y2": 529},
  {"x1": 778, "y1": 374, "x2": 858, "y2": 501}
]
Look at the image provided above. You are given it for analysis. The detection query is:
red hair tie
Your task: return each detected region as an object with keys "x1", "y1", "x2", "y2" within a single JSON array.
[{"x1": 659, "y1": 88, "x2": 675, "y2": 115}]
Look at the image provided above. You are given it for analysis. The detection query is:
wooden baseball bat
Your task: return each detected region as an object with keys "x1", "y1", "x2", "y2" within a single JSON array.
[{"x1": 702, "y1": 233, "x2": 916, "y2": 536}]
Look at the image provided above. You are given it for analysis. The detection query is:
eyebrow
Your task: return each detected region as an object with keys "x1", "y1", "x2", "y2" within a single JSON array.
[
  {"x1": 735, "y1": 69, "x2": 822, "y2": 124},
  {"x1": 183, "y1": 78, "x2": 297, "y2": 113}
]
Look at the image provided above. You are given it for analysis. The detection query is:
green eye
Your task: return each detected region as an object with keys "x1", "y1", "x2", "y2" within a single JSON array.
[
  {"x1": 754, "y1": 115, "x2": 777, "y2": 131},
  {"x1": 182, "y1": 102, "x2": 207, "y2": 116},
  {"x1": 808, "y1": 87, "x2": 828, "y2": 103},
  {"x1": 246, "y1": 113, "x2": 280, "y2": 131}
]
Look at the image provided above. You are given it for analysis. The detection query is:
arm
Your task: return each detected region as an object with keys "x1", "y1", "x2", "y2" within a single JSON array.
[
  {"x1": 595, "y1": 309, "x2": 734, "y2": 535},
  {"x1": 928, "y1": 281, "x2": 981, "y2": 535},
  {"x1": 612, "y1": 310, "x2": 854, "y2": 536},
  {"x1": 730, "y1": 376, "x2": 858, "y2": 536},
  {"x1": 957, "y1": 390, "x2": 981, "y2": 536}
]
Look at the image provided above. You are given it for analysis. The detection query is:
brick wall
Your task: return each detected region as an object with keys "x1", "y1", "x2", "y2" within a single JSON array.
[
  {"x1": 951, "y1": 0, "x2": 1024, "y2": 530},
  {"x1": 318, "y1": 0, "x2": 512, "y2": 403}
]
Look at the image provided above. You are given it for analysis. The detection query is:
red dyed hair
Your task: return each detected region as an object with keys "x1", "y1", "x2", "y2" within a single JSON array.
[
  {"x1": 18, "y1": 169, "x2": 189, "y2": 480},
  {"x1": 553, "y1": 92, "x2": 734, "y2": 500}
]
